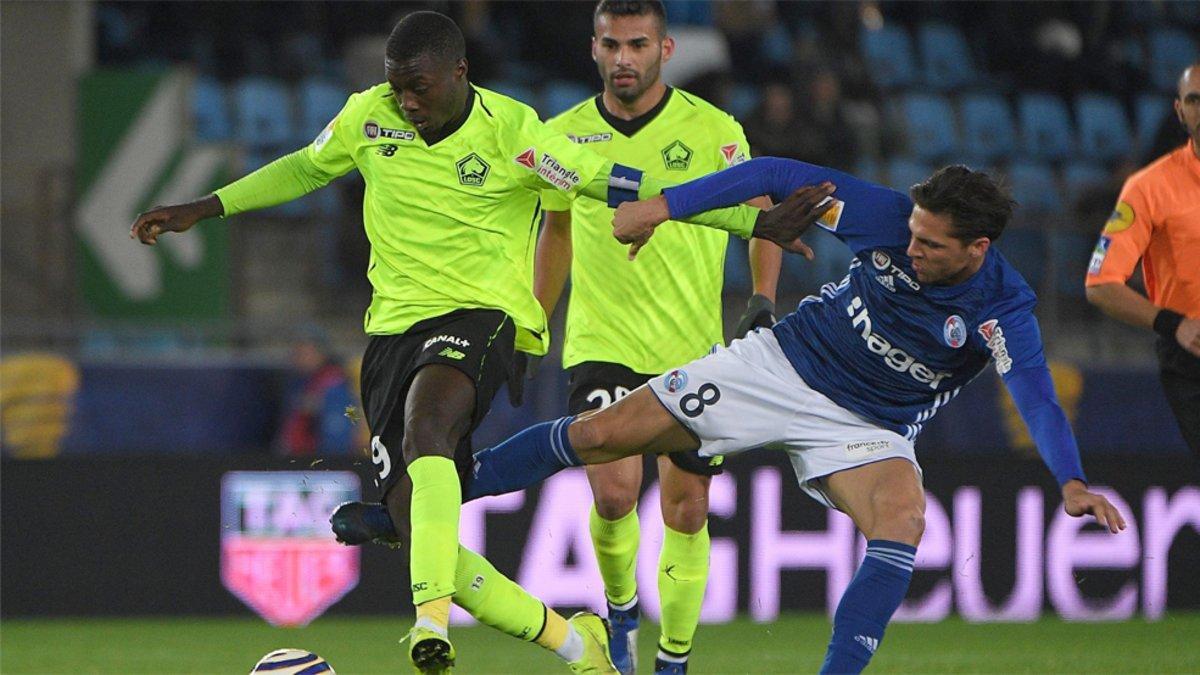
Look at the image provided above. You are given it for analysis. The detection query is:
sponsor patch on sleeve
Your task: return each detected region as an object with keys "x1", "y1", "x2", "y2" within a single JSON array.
[
  {"x1": 1087, "y1": 235, "x2": 1112, "y2": 276},
  {"x1": 720, "y1": 143, "x2": 747, "y2": 167},
  {"x1": 816, "y1": 197, "x2": 844, "y2": 231},
  {"x1": 1102, "y1": 201, "x2": 1135, "y2": 234},
  {"x1": 977, "y1": 319, "x2": 1013, "y2": 375},
  {"x1": 535, "y1": 153, "x2": 582, "y2": 191},
  {"x1": 313, "y1": 119, "x2": 335, "y2": 152},
  {"x1": 514, "y1": 147, "x2": 537, "y2": 169}
]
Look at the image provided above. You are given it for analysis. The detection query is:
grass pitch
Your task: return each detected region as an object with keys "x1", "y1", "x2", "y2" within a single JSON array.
[{"x1": 2, "y1": 613, "x2": 1196, "y2": 673}]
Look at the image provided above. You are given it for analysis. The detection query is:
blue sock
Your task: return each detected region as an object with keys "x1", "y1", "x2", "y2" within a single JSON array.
[
  {"x1": 465, "y1": 416, "x2": 581, "y2": 501},
  {"x1": 819, "y1": 540, "x2": 916, "y2": 675}
]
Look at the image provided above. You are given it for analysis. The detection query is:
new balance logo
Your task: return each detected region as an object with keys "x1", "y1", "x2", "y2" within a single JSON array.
[{"x1": 855, "y1": 635, "x2": 879, "y2": 654}]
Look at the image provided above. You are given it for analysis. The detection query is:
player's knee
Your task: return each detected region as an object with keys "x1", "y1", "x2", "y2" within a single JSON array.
[
  {"x1": 593, "y1": 488, "x2": 638, "y2": 521},
  {"x1": 662, "y1": 495, "x2": 708, "y2": 534},
  {"x1": 401, "y1": 413, "x2": 469, "y2": 463},
  {"x1": 569, "y1": 416, "x2": 611, "y2": 454},
  {"x1": 870, "y1": 493, "x2": 925, "y2": 543}
]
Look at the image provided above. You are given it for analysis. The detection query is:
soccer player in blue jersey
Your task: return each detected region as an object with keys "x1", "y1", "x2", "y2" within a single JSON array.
[{"x1": 462, "y1": 158, "x2": 1128, "y2": 673}]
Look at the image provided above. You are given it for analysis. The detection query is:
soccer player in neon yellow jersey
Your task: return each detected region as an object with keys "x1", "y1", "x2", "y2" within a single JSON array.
[
  {"x1": 128, "y1": 11, "x2": 788, "y2": 674},
  {"x1": 534, "y1": 3, "x2": 781, "y2": 673}
]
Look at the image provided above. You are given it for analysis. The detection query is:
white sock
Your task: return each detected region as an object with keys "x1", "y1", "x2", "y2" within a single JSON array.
[
  {"x1": 555, "y1": 625, "x2": 585, "y2": 662},
  {"x1": 414, "y1": 616, "x2": 448, "y2": 638},
  {"x1": 609, "y1": 594, "x2": 638, "y2": 612}
]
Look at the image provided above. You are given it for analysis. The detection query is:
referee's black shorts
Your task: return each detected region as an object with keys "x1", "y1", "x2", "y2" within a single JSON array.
[
  {"x1": 567, "y1": 360, "x2": 723, "y2": 476},
  {"x1": 359, "y1": 309, "x2": 515, "y2": 497},
  {"x1": 1157, "y1": 337, "x2": 1200, "y2": 454}
]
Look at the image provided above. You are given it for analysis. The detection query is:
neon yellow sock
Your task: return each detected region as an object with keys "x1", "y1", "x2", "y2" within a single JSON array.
[
  {"x1": 589, "y1": 505, "x2": 640, "y2": 605},
  {"x1": 453, "y1": 545, "x2": 547, "y2": 642},
  {"x1": 533, "y1": 610, "x2": 570, "y2": 653},
  {"x1": 657, "y1": 521, "x2": 710, "y2": 656},
  {"x1": 408, "y1": 456, "x2": 460, "y2": 612}
]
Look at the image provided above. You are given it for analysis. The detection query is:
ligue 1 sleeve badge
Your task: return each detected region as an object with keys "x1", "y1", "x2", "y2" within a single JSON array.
[
  {"x1": 665, "y1": 369, "x2": 689, "y2": 393},
  {"x1": 944, "y1": 315, "x2": 967, "y2": 348}
]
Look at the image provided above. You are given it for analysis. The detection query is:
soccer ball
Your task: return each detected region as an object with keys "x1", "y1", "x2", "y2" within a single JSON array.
[{"x1": 251, "y1": 648, "x2": 335, "y2": 674}]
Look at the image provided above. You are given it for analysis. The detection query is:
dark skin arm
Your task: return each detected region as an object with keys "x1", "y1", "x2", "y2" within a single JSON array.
[{"x1": 129, "y1": 195, "x2": 224, "y2": 245}]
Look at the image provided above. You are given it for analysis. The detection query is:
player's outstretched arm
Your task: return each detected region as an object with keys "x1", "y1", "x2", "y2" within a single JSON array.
[
  {"x1": 614, "y1": 182, "x2": 836, "y2": 257},
  {"x1": 130, "y1": 194, "x2": 223, "y2": 245},
  {"x1": 1005, "y1": 365, "x2": 1127, "y2": 533}
]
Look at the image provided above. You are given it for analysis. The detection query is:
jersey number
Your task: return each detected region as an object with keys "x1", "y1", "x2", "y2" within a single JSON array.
[
  {"x1": 587, "y1": 386, "x2": 631, "y2": 410},
  {"x1": 370, "y1": 435, "x2": 392, "y2": 482},
  {"x1": 680, "y1": 383, "x2": 721, "y2": 418}
]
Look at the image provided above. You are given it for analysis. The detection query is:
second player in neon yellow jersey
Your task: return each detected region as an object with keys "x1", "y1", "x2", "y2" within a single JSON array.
[
  {"x1": 543, "y1": 87, "x2": 755, "y2": 372},
  {"x1": 533, "y1": 3, "x2": 782, "y2": 673}
]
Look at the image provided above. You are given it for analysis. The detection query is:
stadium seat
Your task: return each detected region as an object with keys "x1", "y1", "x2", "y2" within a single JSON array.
[
  {"x1": 1075, "y1": 93, "x2": 1133, "y2": 163},
  {"x1": 192, "y1": 75, "x2": 231, "y2": 142},
  {"x1": 763, "y1": 24, "x2": 794, "y2": 65},
  {"x1": 861, "y1": 25, "x2": 918, "y2": 89},
  {"x1": 854, "y1": 157, "x2": 882, "y2": 185},
  {"x1": 483, "y1": 80, "x2": 538, "y2": 111},
  {"x1": 886, "y1": 157, "x2": 932, "y2": 193},
  {"x1": 1017, "y1": 93, "x2": 1074, "y2": 162},
  {"x1": 1134, "y1": 94, "x2": 1170, "y2": 157},
  {"x1": 1048, "y1": 230, "x2": 1094, "y2": 299},
  {"x1": 541, "y1": 80, "x2": 593, "y2": 119},
  {"x1": 1007, "y1": 161, "x2": 1063, "y2": 213},
  {"x1": 900, "y1": 94, "x2": 959, "y2": 161},
  {"x1": 1062, "y1": 161, "x2": 1109, "y2": 205},
  {"x1": 917, "y1": 22, "x2": 976, "y2": 91},
  {"x1": 296, "y1": 78, "x2": 345, "y2": 145},
  {"x1": 232, "y1": 77, "x2": 293, "y2": 149},
  {"x1": 1148, "y1": 27, "x2": 1198, "y2": 92},
  {"x1": 726, "y1": 84, "x2": 762, "y2": 120},
  {"x1": 994, "y1": 227, "x2": 1046, "y2": 292},
  {"x1": 959, "y1": 94, "x2": 1016, "y2": 163}
]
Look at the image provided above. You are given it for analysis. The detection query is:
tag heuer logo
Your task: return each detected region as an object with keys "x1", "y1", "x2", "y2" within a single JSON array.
[
  {"x1": 661, "y1": 140, "x2": 693, "y2": 170},
  {"x1": 456, "y1": 153, "x2": 490, "y2": 186}
]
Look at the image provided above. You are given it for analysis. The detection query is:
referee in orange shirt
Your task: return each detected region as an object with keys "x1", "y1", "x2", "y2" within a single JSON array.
[{"x1": 1086, "y1": 62, "x2": 1200, "y2": 453}]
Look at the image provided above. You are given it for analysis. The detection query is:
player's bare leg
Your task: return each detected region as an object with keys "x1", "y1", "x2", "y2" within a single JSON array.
[
  {"x1": 570, "y1": 387, "x2": 699, "y2": 461},
  {"x1": 399, "y1": 364, "x2": 476, "y2": 672},
  {"x1": 813, "y1": 458, "x2": 925, "y2": 673}
]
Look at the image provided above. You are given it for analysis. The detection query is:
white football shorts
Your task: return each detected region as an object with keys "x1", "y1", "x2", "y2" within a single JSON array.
[{"x1": 648, "y1": 327, "x2": 922, "y2": 509}]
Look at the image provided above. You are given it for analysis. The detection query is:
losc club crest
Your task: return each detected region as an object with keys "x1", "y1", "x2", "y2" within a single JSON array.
[
  {"x1": 221, "y1": 471, "x2": 360, "y2": 627},
  {"x1": 661, "y1": 140, "x2": 693, "y2": 171},
  {"x1": 456, "y1": 153, "x2": 491, "y2": 186}
]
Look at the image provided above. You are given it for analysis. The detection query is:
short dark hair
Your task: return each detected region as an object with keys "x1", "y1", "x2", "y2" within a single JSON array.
[
  {"x1": 386, "y1": 11, "x2": 465, "y2": 66},
  {"x1": 909, "y1": 165, "x2": 1016, "y2": 243},
  {"x1": 594, "y1": 0, "x2": 667, "y2": 36}
]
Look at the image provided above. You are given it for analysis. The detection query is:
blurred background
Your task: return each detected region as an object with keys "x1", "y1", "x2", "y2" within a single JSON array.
[{"x1": 1, "y1": 1, "x2": 1198, "y2": 667}]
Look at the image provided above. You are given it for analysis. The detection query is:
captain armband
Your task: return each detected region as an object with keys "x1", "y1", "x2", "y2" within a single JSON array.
[{"x1": 607, "y1": 164, "x2": 644, "y2": 209}]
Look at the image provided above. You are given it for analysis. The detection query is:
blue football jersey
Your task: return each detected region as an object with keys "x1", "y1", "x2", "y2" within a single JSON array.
[
  {"x1": 770, "y1": 179, "x2": 1045, "y2": 441},
  {"x1": 662, "y1": 157, "x2": 1085, "y2": 485}
]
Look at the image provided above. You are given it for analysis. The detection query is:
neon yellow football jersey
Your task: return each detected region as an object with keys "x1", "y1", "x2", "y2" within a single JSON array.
[
  {"x1": 216, "y1": 84, "x2": 610, "y2": 354},
  {"x1": 542, "y1": 88, "x2": 751, "y2": 374}
]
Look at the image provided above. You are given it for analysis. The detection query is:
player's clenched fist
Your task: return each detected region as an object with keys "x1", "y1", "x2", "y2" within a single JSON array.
[
  {"x1": 750, "y1": 182, "x2": 836, "y2": 254},
  {"x1": 129, "y1": 195, "x2": 223, "y2": 245}
]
